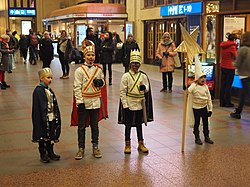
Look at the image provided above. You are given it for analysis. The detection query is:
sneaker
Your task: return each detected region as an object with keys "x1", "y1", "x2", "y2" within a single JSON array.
[
  {"x1": 75, "y1": 148, "x2": 84, "y2": 160},
  {"x1": 160, "y1": 88, "x2": 167, "y2": 92},
  {"x1": 93, "y1": 147, "x2": 102, "y2": 158}
]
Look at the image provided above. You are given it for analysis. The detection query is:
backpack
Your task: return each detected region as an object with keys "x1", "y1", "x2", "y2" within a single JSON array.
[
  {"x1": 30, "y1": 34, "x2": 38, "y2": 45},
  {"x1": 69, "y1": 48, "x2": 82, "y2": 63}
]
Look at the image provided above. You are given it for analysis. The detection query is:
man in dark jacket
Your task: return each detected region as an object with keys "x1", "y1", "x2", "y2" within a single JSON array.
[{"x1": 220, "y1": 34, "x2": 237, "y2": 107}]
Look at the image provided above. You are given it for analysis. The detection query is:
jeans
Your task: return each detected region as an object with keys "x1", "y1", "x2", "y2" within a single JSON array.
[
  {"x1": 220, "y1": 68, "x2": 235, "y2": 105},
  {"x1": 77, "y1": 108, "x2": 100, "y2": 149},
  {"x1": 162, "y1": 72, "x2": 173, "y2": 90},
  {"x1": 58, "y1": 52, "x2": 69, "y2": 76},
  {"x1": 124, "y1": 109, "x2": 143, "y2": 141}
]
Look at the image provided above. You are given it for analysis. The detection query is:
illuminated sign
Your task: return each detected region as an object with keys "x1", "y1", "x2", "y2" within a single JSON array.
[
  {"x1": 9, "y1": 8, "x2": 36, "y2": 17},
  {"x1": 160, "y1": 2, "x2": 202, "y2": 17}
]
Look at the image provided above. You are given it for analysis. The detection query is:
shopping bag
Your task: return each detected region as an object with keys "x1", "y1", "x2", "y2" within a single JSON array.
[{"x1": 173, "y1": 55, "x2": 181, "y2": 68}]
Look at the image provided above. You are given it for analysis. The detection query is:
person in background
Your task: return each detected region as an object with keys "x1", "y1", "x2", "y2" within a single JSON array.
[
  {"x1": 19, "y1": 34, "x2": 28, "y2": 64},
  {"x1": 57, "y1": 30, "x2": 72, "y2": 79},
  {"x1": 100, "y1": 31, "x2": 114, "y2": 85},
  {"x1": 121, "y1": 34, "x2": 140, "y2": 73},
  {"x1": 156, "y1": 32, "x2": 177, "y2": 93},
  {"x1": 219, "y1": 33, "x2": 237, "y2": 107},
  {"x1": 39, "y1": 31, "x2": 54, "y2": 68},
  {"x1": 32, "y1": 68, "x2": 61, "y2": 163},
  {"x1": 0, "y1": 34, "x2": 14, "y2": 89},
  {"x1": 12, "y1": 31, "x2": 20, "y2": 64},
  {"x1": 112, "y1": 31, "x2": 123, "y2": 64},
  {"x1": 230, "y1": 32, "x2": 250, "y2": 119},
  {"x1": 6, "y1": 29, "x2": 17, "y2": 73},
  {"x1": 27, "y1": 29, "x2": 39, "y2": 65}
]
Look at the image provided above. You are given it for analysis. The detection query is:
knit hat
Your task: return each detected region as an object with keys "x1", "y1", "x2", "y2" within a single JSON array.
[
  {"x1": 130, "y1": 49, "x2": 141, "y2": 64},
  {"x1": 38, "y1": 68, "x2": 53, "y2": 79},
  {"x1": 194, "y1": 55, "x2": 206, "y2": 80},
  {"x1": 82, "y1": 39, "x2": 95, "y2": 55}
]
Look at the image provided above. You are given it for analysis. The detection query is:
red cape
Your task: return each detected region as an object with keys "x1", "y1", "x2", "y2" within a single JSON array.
[{"x1": 70, "y1": 83, "x2": 108, "y2": 126}]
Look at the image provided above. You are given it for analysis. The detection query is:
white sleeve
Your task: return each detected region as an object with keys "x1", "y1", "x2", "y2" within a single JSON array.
[
  {"x1": 188, "y1": 83, "x2": 196, "y2": 94},
  {"x1": 73, "y1": 68, "x2": 84, "y2": 105},
  {"x1": 206, "y1": 85, "x2": 213, "y2": 112},
  {"x1": 120, "y1": 74, "x2": 128, "y2": 108}
]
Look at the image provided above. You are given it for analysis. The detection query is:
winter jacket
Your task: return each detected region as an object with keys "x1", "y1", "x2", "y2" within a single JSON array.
[
  {"x1": 0, "y1": 38, "x2": 13, "y2": 71},
  {"x1": 156, "y1": 42, "x2": 177, "y2": 72},
  {"x1": 100, "y1": 39, "x2": 114, "y2": 64},
  {"x1": 220, "y1": 40, "x2": 237, "y2": 70},
  {"x1": 234, "y1": 46, "x2": 250, "y2": 77},
  {"x1": 40, "y1": 38, "x2": 54, "y2": 62}
]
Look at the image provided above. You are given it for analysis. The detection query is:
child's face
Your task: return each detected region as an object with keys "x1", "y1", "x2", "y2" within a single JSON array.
[
  {"x1": 130, "y1": 62, "x2": 140, "y2": 73},
  {"x1": 197, "y1": 75, "x2": 206, "y2": 85},
  {"x1": 41, "y1": 75, "x2": 53, "y2": 86},
  {"x1": 84, "y1": 52, "x2": 95, "y2": 65}
]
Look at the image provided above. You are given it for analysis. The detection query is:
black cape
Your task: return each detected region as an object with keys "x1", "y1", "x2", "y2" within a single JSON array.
[
  {"x1": 32, "y1": 85, "x2": 61, "y2": 142},
  {"x1": 118, "y1": 70, "x2": 154, "y2": 125}
]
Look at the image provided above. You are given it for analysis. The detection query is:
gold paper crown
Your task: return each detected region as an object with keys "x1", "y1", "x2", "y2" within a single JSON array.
[
  {"x1": 130, "y1": 49, "x2": 141, "y2": 63},
  {"x1": 82, "y1": 39, "x2": 95, "y2": 55},
  {"x1": 38, "y1": 68, "x2": 53, "y2": 79}
]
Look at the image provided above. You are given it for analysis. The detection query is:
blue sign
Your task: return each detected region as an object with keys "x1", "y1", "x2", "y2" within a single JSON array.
[
  {"x1": 160, "y1": 2, "x2": 202, "y2": 17},
  {"x1": 9, "y1": 8, "x2": 36, "y2": 17}
]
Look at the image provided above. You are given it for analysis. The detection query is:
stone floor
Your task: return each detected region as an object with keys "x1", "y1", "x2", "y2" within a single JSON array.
[{"x1": 0, "y1": 58, "x2": 250, "y2": 187}]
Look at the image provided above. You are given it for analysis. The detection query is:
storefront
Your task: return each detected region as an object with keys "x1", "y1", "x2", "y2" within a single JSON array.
[
  {"x1": 144, "y1": 1, "x2": 203, "y2": 65},
  {"x1": 42, "y1": 3, "x2": 127, "y2": 48}
]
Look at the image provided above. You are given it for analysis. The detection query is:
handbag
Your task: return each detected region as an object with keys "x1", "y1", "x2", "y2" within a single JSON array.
[
  {"x1": 173, "y1": 54, "x2": 181, "y2": 68},
  {"x1": 154, "y1": 58, "x2": 162, "y2": 66}
]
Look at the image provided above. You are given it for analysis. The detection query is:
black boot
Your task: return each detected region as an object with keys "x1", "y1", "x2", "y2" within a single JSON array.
[
  {"x1": 46, "y1": 141, "x2": 60, "y2": 161},
  {"x1": 194, "y1": 131, "x2": 203, "y2": 145},
  {"x1": 230, "y1": 108, "x2": 241, "y2": 119},
  {"x1": 205, "y1": 136, "x2": 214, "y2": 144},
  {"x1": 0, "y1": 82, "x2": 6, "y2": 90},
  {"x1": 38, "y1": 141, "x2": 50, "y2": 163},
  {"x1": 2, "y1": 81, "x2": 10, "y2": 88}
]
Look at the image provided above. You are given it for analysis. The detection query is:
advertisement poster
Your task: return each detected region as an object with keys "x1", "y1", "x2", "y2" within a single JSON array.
[
  {"x1": 21, "y1": 20, "x2": 31, "y2": 35},
  {"x1": 223, "y1": 16, "x2": 245, "y2": 41}
]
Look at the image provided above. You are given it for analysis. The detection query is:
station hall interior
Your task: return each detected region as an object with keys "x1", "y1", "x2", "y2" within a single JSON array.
[{"x1": 1, "y1": 0, "x2": 250, "y2": 186}]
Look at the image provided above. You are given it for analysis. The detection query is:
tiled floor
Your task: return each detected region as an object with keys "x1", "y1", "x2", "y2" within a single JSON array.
[{"x1": 0, "y1": 58, "x2": 250, "y2": 187}]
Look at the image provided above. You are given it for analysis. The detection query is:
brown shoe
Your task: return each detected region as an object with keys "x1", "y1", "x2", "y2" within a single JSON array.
[
  {"x1": 75, "y1": 148, "x2": 84, "y2": 160},
  {"x1": 138, "y1": 140, "x2": 149, "y2": 153},
  {"x1": 160, "y1": 88, "x2": 167, "y2": 92},
  {"x1": 93, "y1": 147, "x2": 102, "y2": 158},
  {"x1": 124, "y1": 141, "x2": 131, "y2": 154}
]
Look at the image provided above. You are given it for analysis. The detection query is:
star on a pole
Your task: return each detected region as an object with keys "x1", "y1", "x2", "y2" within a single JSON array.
[{"x1": 175, "y1": 24, "x2": 205, "y2": 65}]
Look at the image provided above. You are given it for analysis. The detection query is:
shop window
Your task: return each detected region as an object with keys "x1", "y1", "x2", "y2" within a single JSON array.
[
  {"x1": 166, "y1": 22, "x2": 176, "y2": 42},
  {"x1": 144, "y1": 0, "x2": 154, "y2": 7},
  {"x1": 109, "y1": 0, "x2": 126, "y2": 5},
  {"x1": 156, "y1": 22, "x2": 165, "y2": 52},
  {"x1": 146, "y1": 22, "x2": 155, "y2": 60},
  {"x1": 155, "y1": 0, "x2": 165, "y2": 6},
  {"x1": 167, "y1": 0, "x2": 178, "y2": 4}
]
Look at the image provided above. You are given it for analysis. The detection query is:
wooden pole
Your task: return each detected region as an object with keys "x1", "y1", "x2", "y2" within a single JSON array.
[{"x1": 181, "y1": 57, "x2": 189, "y2": 152}]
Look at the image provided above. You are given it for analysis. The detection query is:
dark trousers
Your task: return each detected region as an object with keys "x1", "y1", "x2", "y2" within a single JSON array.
[
  {"x1": 20, "y1": 48, "x2": 28, "y2": 60},
  {"x1": 29, "y1": 46, "x2": 36, "y2": 63},
  {"x1": 102, "y1": 63, "x2": 112, "y2": 80},
  {"x1": 237, "y1": 77, "x2": 250, "y2": 112},
  {"x1": 42, "y1": 60, "x2": 52, "y2": 68},
  {"x1": 58, "y1": 52, "x2": 69, "y2": 76},
  {"x1": 162, "y1": 72, "x2": 173, "y2": 90},
  {"x1": 77, "y1": 108, "x2": 100, "y2": 149},
  {"x1": 125, "y1": 109, "x2": 143, "y2": 141},
  {"x1": 193, "y1": 107, "x2": 209, "y2": 137},
  {"x1": 220, "y1": 68, "x2": 235, "y2": 105}
]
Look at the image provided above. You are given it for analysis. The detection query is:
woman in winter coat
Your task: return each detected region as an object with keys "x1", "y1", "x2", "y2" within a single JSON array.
[
  {"x1": 40, "y1": 31, "x2": 54, "y2": 68},
  {"x1": 121, "y1": 34, "x2": 140, "y2": 73},
  {"x1": 100, "y1": 31, "x2": 114, "y2": 85},
  {"x1": 156, "y1": 32, "x2": 177, "y2": 93},
  {"x1": 0, "y1": 34, "x2": 14, "y2": 89},
  {"x1": 57, "y1": 30, "x2": 72, "y2": 79}
]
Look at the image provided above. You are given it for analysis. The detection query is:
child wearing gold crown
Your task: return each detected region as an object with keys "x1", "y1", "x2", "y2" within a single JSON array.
[
  {"x1": 187, "y1": 55, "x2": 214, "y2": 145},
  {"x1": 119, "y1": 49, "x2": 154, "y2": 154},
  {"x1": 32, "y1": 68, "x2": 61, "y2": 163},
  {"x1": 74, "y1": 40, "x2": 106, "y2": 160}
]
